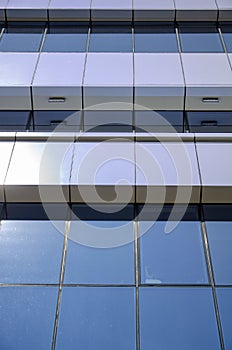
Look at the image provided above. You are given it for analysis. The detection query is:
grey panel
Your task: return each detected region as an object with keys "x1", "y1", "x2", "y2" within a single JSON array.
[
  {"x1": 5, "y1": 141, "x2": 73, "y2": 202},
  {"x1": 84, "y1": 53, "x2": 133, "y2": 110},
  {"x1": 91, "y1": 0, "x2": 132, "y2": 21},
  {"x1": 49, "y1": 0, "x2": 91, "y2": 21},
  {"x1": 83, "y1": 110, "x2": 133, "y2": 132},
  {"x1": 32, "y1": 53, "x2": 85, "y2": 110},
  {"x1": 134, "y1": 53, "x2": 184, "y2": 110},
  {"x1": 0, "y1": 0, "x2": 7, "y2": 21},
  {"x1": 175, "y1": 0, "x2": 218, "y2": 21},
  {"x1": 0, "y1": 53, "x2": 38, "y2": 110},
  {"x1": 182, "y1": 53, "x2": 232, "y2": 110},
  {"x1": 216, "y1": 0, "x2": 232, "y2": 21},
  {"x1": 136, "y1": 142, "x2": 201, "y2": 203},
  {"x1": 196, "y1": 142, "x2": 232, "y2": 203},
  {"x1": 70, "y1": 142, "x2": 135, "y2": 203},
  {"x1": 133, "y1": 0, "x2": 175, "y2": 21},
  {"x1": 6, "y1": 0, "x2": 49, "y2": 21},
  {"x1": 0, "y1": 142, "x2": 14, "y2": 202}
]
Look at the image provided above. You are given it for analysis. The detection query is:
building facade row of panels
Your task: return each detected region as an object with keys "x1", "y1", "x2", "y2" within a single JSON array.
[
  {"x1": 0, "y1": 134, "x2": 231, "y2": 204},
  {"x1": 0, "y1": 0, "x2": 231, "y2": 22},
  {"x1": 1, "y1": 52, "x2": 232, "y2": 111}
]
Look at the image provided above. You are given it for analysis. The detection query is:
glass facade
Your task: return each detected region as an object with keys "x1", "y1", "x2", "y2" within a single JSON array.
[{"x1": 0, "y1": 1, "x2": 231, "y2": 349}]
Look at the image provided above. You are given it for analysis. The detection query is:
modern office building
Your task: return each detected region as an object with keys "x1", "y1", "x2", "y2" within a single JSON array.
[{"x1": 0, "y1": 0, "x2": 232, "y2": 349}]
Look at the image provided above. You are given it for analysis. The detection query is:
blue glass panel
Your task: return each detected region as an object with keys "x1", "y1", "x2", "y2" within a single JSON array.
[
  {"x1": 140, "y1": 221, "x2": 208, "y2": 284},
  {"x1": 64, "y1": 221, "x2": 135, "y2": 284},
  {"x1": 56, "y1": 287, "x2": 136, "y2": 350},
  {"x1": 0, "y1": 286, "x2": 57, "y2": 350},
  {"x1": 187, "y1": 112, "x2": 232, "y2": 133},
  {"x1": 203, "y1": 205, "x2": 232, "y2": 221},
  {"x1": 0, "y1": 111, "x2": 30, "y2": 131},
  {"x1": 42, "y1": 23, "x2": 88, "y2": 52},
  {"x1": 0, "y1": 23, "x2": 44, "y2": 52},
  {"x1": 179, "y1": 23, "x2": 224, "y2": 53},
  {"x1": 206, "y1": 222, "x2": 232, "y2": 285},
  {"x1": 34, "y1": 110, "x2": 81, "y2": 131},
  {"x1": 216, "y1": 288, "x2": 232, "y2": 349},
  {"x1": 89, "y1": 24, "x2": 132, "y2": 52},
  {"x1": 221, "y1": 24, "x2": 232, "y2": 53},
  {"x1": 134, "y1": 24, "x2": 178, "y2": 53},
  {"x1": 139, "y1": 287, "x2": 221, "y2": 350},
  {"x1": 0, "y1": 221, "x2": 65, "y2": 284}
]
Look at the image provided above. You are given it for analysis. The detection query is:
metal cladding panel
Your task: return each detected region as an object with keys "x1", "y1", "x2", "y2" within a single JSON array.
[
  {"x1": 70, "y1": 141, "x2": 135, "y2": 203},
  {"x1": 135, "y1": 142, "x2": 201, "y2": 203},
  {"x1": 196, "y1": 142, "x2": 232, "y2": 203},
  {"x1": 4, "y1": 141, "x2": 73, "y2": 202},
  {"x1": 91, "y1": 0, "x2": 132, "y2": 21},
  {"x1": 49, "y1": 0, "x2": 91, "y2": 21},
  {"x1": 0, "y1": 142, "x2": 15, "y2": 202},
  {"x1": 0, "y1": 53, "x2": 38, "y2": 110},
  {"x1": 6, "y1": 0, "x2": 49, "y2": 21},
  {"x1": 133, "y1": 0, "x2": 175, "y2": 21},
  {"x1": 182, "y1": 53, "x2": 232, "y2": 110},
  {"x1": 134, "y1": 53, "x2": 185, "y2": 110},
  {"x1": 175, "y1": 0, "x2": 218, "y2": 21},
  {"x1": 84, "y1": 53, "x2": 133, "y2": 110},
  {"x1": 32, "y1": 53, "x2": 85, "y2": 110},
  {"x1": 216, "y1": 0, "x2": 232, "y2": 20}
]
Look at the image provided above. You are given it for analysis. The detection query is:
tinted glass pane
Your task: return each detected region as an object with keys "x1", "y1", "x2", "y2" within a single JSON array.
[
  {"x1": 42, "y1": 23, "x2": 88, "y2": 52},
  {"x1": 221, "y1": 24, "x2": 232, "y2": 53},
  {"x1": 0, "y1": 221, "x2": 65, "y2": 284},
  {"x1": 0, "y1": 111, "x2": 30, "y2": 131},
  {"x1": 34, "y1": 110, "x2": 81, "y2": 131},
  {"x1": 216, "y1": 288, "x2": 232, "y2": 349},
  {"x1": 0, "y1": 23, "x2": 44, "y2": 52},
  {"x1": 139, "y1": 221, "x2": 208, "y2": 284},
  {"x1": 179, "y1": 23, "x2": 224, "y2": 53},
  {"x1": 64, "y1": 221, "x2": 135, "y2": 284},
  {"x1": 0, "y1": 286, "x2": 57, "y2": 350},
  {"x1": 187, "y1": 112, "x2": 232, "y2": 133},
  {"x1": 134, "y1": 24, "x2": 178, "y2": 53},
  {"x1": 89, "y1": 24, "x2": 132, "y2": 52},
  {"x1": 83, "y1": 110, "x2": 133, "y2": 132},
  {"x1": 135, "y1": 110, "x2": 183, "y2": 132},
  {"x1": 139, "y1": 287, "x2": 221, "y2": 350},
  {"x1": 56, "y1": 287, "x2": 136, "y2": 350},
  {"x1": 206, "y1": 222, "x2": 232, "y2": 285}
]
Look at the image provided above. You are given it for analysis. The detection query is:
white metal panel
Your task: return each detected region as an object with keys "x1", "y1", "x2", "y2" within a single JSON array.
[
  {"x1": 134, "y1": 53, "x2": 185, "y2": 110},
  {"x1": 196, "y1": 142, "x2": 232, "y2": 203},
  {"x1": 84, "y1": 53, "x2": 133, "y2": 110},
  {"x1": 70, "y1": 141, "x2": 135, "y2": 203},
  {"x1": 0, "y1": 53, "x2": 38, "y2": 110},
  {"x1": 32, "y1": 53, "x2": 85, "y2": 110},
  {"x1": 136, "y1": 142, "x2": 201, "y2": 203},
  {"x1": 182, "y1": 53, "x2": 232, "y2": 110},
  {"x1": 5, "y1": 141, "x2": 73, "y2": 202}
]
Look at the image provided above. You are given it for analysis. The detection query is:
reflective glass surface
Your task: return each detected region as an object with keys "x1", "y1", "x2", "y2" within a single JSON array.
[
  {"x1": 179, "y1": 23, "x2": 224, "y2": 53},
  {"x1": 89, "y1": 24, "x2": 132, "y2": 52},
  {"x1": 134, "y1": 24, "x2": 178, "y2": 52},
  {"x1": 139, "y1": 287, "x2": 221, "y2": 350},
  {"x1": 64, "y1": 221, "x2": 135, "y2": 284},
  {"x1": 42, "y1": 23, "x2": 88, "y2": 52},
  {"x1": 0, "y1": 286, "x2": 57, "y2": 350},
  {"x1": 0, "y1": 23, "x2": 44, "y2": 52},
  {"x1": 187, "y1": 111, "x2": 232, "y2": 133},
  {"x1": 0, "y1": 111, "x2": 31, "y2": 131},
  {"x1": 216, "y1": 288, "x2": 232, "y2": 350},
  {"x1": 206, "y1": 222, "x2": 232, "y2": 285},
  {"x1": 0, "y1": 221, "x2": 65, "y2": 284},
  {"x1": 221, "y1": 24, "x2": 232, "y2": 53},
  {"x1": 56, "y1": 287, "x2": 136, "y2": 350},
  {"x1": 139, "y1": 221, "x2": 208, "y2": 284}
]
